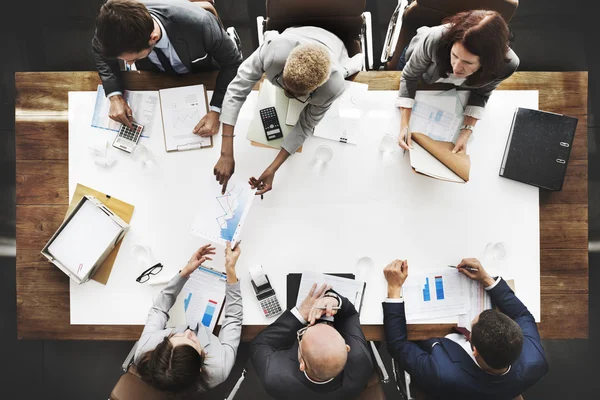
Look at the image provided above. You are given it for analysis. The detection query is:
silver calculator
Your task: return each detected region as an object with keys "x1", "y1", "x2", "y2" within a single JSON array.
[
  {"x1": 251, "y1": 274, "x2": 283, "y2": 318},
  {"x1": 113, "y1": 122, "x2": 144, "y2": 153}
]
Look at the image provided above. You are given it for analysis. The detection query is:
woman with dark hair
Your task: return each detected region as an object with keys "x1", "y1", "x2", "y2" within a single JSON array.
[
  {"x1": 396, "y1": 10, "x2": 519, "y2": 153},
  {"x1": 134, "y1": 243, "x2": 243, "y2": 394}
]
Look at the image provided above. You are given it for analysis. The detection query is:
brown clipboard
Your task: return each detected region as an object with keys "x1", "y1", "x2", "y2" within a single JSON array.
[
  {"x1": 159, "y1": 84, "x2": 214, "y2": 152},
  {"x1": 65, "y1": 184, "x2": 135, "y2": 285},
  {"x1": 411, "y1": 131, "x2": 471, "y2": 182}
]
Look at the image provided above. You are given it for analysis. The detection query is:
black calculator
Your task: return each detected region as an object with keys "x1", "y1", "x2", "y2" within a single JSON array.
[
  {"x1": 113, "y1": 122, "x2": 144, "y2": 153},
  {"x1": 251, "y1": 273, "x2": 283, "y2": 318},
  {"x1": 259, "y1": 107, "x2": 283, "y2": 141}
]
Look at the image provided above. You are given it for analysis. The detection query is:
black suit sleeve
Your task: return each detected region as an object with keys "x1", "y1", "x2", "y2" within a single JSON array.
[
  {"x1": 91, "y1": 34, "x2": 124, "y2": 96},
  {"x1": 199, "y1": 13, "x2": 242, "y2": 108},
  {"x1": 250, "y1": 310, "x2": 305, "y2": 383},
  {"x1": 383, "y1": 302, "x2": 442, "y2": 387}
]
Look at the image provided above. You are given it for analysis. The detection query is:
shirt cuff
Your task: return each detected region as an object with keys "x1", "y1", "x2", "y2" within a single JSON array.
[
  {"x1": 385, "y1": 298, "x2": 404, "y2": 303},
  {"x1": 107, "y1": 91, "x2": 123, "y2": 99},
  {"x1": 484, "y1": 277, "x2": 502, "y2": 291},
  {"x1": 395, "y1": 97, "x2": 414, "y2": 109},
  {"x1": 291, "y1": 307, "x2": 308, "y2": 325},
  {"x1": 464, "y1": 105, "x2": 485, "y2": 119},
  {"x1": 210, "y1": 106, "x2": 221, "y2": 113}
]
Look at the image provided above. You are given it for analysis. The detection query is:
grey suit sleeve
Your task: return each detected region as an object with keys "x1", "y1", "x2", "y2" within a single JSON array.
[
  {"x1": 398, "y1": 30, "x2": 436, "y2": 101},
  {"x1": 220, "y1": 44, "x2": 269, "y2": 127},
  {"x1": 91, "y1": 34, "x2": 124, "y2": 96},
  {"x1": 140, "y1": 274, "x2": 188, "y2": 338},
  {"x1": 199, "y1": 13, "x2": 243, "y2": 108},
  {"x1": 215, "y1": 281, "x2": 243, "y2": 377},
  {"x1": 281, "y1": 71, "x2": 346, "y2": 154}
]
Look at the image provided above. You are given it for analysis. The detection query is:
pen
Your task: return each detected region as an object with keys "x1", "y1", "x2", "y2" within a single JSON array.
[
  {"x1": 448, "y1": 265, "x2": 478, "y2": 273},
  {"x1": 231, "y1": 240, "x2": 241, "y2": 250},
  {"x1": 316, "y1": 306, "x2": 341, "y2": 310}
]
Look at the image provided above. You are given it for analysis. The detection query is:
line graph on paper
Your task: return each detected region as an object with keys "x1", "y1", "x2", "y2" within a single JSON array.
[
  {"x1": 172, "y1": 107, "x2": 200, "y2": 131},
  {"x1": 189, "y1": 181, "x2": 257, "y2": 246}
]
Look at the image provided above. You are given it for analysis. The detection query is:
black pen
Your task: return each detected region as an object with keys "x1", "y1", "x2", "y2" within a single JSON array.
[{"x1": 448, "y1": 265, "x2": 478, "y2": 273}]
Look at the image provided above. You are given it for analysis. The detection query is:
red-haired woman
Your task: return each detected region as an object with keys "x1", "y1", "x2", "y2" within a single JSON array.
[{"x1": 397, "y1": 10, "x2": 519, "y2": 153}]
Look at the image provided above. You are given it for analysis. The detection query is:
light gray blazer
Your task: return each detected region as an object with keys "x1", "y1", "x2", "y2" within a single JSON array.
[
  {"x1": 134, "y1": 274, "x2": 243, "y2": 392},
  {"x1": 220, "y1": 26, "x2": 349, "y2": 154},
  {"x1": 398, "y1": 24, "x2": 519, "y2": 109}
]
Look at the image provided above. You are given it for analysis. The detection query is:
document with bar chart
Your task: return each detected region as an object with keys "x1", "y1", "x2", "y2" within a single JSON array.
[
  {"x1": 403, "y1": 269, "x2": 469, "y2": 322},
  {"x1": 178, "y1": 266, "x2": 227, "y2": 332}
]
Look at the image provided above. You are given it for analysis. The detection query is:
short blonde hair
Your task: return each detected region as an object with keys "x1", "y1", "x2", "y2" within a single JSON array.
[{"x1": 282, "y1": 44, "x2": 331, "y2": 95}]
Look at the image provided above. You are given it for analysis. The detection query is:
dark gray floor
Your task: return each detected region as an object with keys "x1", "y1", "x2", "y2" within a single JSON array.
[{"x1": 1, "y1": 0, "x2": 599, "y2": 398}]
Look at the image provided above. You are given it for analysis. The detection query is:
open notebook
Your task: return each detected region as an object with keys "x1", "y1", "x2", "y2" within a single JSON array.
[{"x1": 409, "y1": 131, "x2": 471, "y2": 183}]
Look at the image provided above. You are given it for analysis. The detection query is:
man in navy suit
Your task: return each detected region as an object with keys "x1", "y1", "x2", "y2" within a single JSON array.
[{"x1": 382, "y1": 258, "x2": 549, "y2": 400}]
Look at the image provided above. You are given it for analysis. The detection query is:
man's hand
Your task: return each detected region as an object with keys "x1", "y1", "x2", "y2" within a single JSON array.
[
  {"x1": 180, "y1": 244, "x2": 216, "y2": 278},
  {"x1": 456, "y1": 258, "x2": 495, "y2": 287},
  {"x1": 308, "y1": 296, "x2": 340, "y2": 325},
  {"x1": 249, "y1": 168, "x2": 275, "y2": 195},
  {"x1": 452, "y1": 130, "x2": 471, "y2": 154},
  {"x1": 224, "y1": 241, "x2": 241, "y2": 283},
  {"x1": 108, "y1": 95, "x2": 133, "y2": 129},
  {"x1": 298, "y1": 283, "x2": 330, "y2": 322},
  {"x1": 383, "y1": 259, "x2": 409, "y2": 298},
  {"x1": 193, "y1": 111, "x2": 220, "y2": 137},
  {"x1": 214, "y1": 154, "x2": 235, "y2": 194}
]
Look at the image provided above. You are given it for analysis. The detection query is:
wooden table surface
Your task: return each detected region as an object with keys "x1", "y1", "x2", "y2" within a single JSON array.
[{"x1": 15, "y1": 71, "x2": 588, "y2": 341}]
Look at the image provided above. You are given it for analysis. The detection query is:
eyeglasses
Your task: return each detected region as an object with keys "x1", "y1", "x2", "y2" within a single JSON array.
[
  {"x1": 136, "y1": 262, "x2": 163, "y2": 283},
  {"x1": 274, "y1": 73, "x2": 313, "y2": 104}
]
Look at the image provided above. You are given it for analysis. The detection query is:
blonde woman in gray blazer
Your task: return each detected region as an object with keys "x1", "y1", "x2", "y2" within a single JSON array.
[
  {"x1": 397, "y1": 10, "x2": 519, "y2": 154},
  {"x1": 134, "y1": 243, "x2": 242, "y2": 394},
  {"x1": 214, "y1": 26, "x2": 363, "y2": 195}
]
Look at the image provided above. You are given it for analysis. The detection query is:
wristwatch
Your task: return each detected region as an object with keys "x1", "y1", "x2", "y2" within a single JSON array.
[
  {"x1": 323, "y1": 290, "x2": 342, "y2": 307},
  {"x1": 460, "y1": 124, "x2": 475, "y2": 132}
]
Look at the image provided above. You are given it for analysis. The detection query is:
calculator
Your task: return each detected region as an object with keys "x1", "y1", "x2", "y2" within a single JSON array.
[
  {"x1": 112, "y1": 122, "x2": 144, "y2": 153},
  {"x1": 251, "y1": 273, "x2": 283, "y2": 318},
  {"x1": 259, "y1": 107, "x2": 283, "y2": 141}
]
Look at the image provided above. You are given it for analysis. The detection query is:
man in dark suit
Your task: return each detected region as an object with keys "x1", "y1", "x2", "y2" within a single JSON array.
[
  {"x1": 91, "y1": 0, "x2": 242, "y2": 136},
  {"x1": 250, "y1": 283, "x2": 373, "y2": 400},
  {"x1": 383, "y1": 258, "x2": 549, "y2": 400}
]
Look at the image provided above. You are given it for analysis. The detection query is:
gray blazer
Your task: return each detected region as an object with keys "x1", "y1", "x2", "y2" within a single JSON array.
[
  {"x1": 91, "y1": 0, "x2": 242, "y2": 108},
  {"x1": 220, "y1": 26, "x2": 348, "y2": 154},
  {"x1": 399, "y1": 24, "x2": 519, "y2": 109},
  {"x1": 134, "y1": 274, "x2": 243, "y2": 391}
]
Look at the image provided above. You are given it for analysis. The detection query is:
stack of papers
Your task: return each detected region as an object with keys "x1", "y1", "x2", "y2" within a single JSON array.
[{"x1": 295, "y1": 271, "x2": 366, "y2": 312}]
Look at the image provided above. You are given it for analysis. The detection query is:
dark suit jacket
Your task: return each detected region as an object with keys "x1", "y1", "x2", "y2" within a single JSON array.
[
  {"x1": 383, "y1": 279, "x2": 548, "y2": 400},
  {"x1": 91, "y1": 0, "x2": 242, "y2": 108},
  {"x1": 250, "y1": 293, "x2": 373, "y2": 400}
]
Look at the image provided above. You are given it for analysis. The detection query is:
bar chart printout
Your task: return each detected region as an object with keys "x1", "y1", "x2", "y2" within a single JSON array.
[
  {"x1": 404, "y1": 270, "x2": 469, "y2": 322},
  {"x1": 202, "y1": 300, "x2": 218, "y2": 327}
]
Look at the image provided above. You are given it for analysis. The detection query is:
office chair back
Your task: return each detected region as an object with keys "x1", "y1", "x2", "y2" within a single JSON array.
[
  {"x1": 264, "y1": 0, "x2": 366, "y2": 57},
  {"x1": 386, "y1": 0, "x2": 518, "y2": 70},
  {"x1": 110, "y1": 369, "x2": 169, "y2": 400}
]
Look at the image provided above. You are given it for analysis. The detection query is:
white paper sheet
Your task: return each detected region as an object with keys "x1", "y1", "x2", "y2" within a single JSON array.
[
  {"x1": 410, "y1": 91, "x2": 463, "y2": 142},
  {"x1": 91, "y1": 85, "x2": 159, "y2": 137},
  {"x1": 189, "y1": 179, "x2": 256, "y2": 247},
  {"x1": 402, "y1": 269, "x2": 469, "y2": 322},
  {"x1": 166, "y1": 267, "x2": 227, "y2": 332},
  {"x1": 409, "y1": 142, "x2": 464, "y2": 183},
  {"x1": 296, "y1": 271, "x2": 366, "y2": 311},
  {"x1": 159, "y1": 84, "x2": 211, "y2": 151},
  {"x1": 48, "y1": 199, "x2": 122, "y2": 278},
  {"x1": 457, "y1": 279, "x2": 492, "y2": 330}
]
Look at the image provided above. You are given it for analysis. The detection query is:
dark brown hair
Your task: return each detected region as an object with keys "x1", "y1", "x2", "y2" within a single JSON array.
[
  {"x1": 137, "y1": 335, "x2": 206, "y2": 393},
  {"x1": 96, "y1": 0, "x2": 154, "y2": 58},
  {"x1": 471, "y1": 309, "x2": 524, "y2": 369},
  {"x1": 436, "y1": 10, "x2": 511, "y2": 85}
]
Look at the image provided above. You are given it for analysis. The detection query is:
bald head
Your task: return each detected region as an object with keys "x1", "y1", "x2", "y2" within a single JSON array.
[{"x1": 299, "y1": 324, "x2": 349, "y2": 381}]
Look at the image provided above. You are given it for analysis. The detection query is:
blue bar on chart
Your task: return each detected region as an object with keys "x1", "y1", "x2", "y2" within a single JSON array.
[
  {"x1": 422, "y1": 277, "x2": 431, "y2": 302},
  {"x1": 435, "y1": 276, "x2": 445, "y2": 300},
  {"x1": 184, "y1": 293, "x2": 193, "y2": 312},
  {"x1": 201, "y1": 299, "x2": 218, "y2": 327}
]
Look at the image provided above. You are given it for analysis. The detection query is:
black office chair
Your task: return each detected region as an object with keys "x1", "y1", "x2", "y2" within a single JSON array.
[{"x1": 380, "y1": 0, "x2": 519, "y2": 70}]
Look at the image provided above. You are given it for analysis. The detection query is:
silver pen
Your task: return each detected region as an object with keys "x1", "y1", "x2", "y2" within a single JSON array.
[{"x1": 448, "y1": 265, "x2": 478, "y2": 273}]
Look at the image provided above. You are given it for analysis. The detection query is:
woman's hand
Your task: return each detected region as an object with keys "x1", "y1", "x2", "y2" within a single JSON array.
[
  {"x1": 452, "y1": 130, "x2": 471, "y2": 154},
  {"x1": 180, "y1": 244, "x2": 216, "y2": 278}
]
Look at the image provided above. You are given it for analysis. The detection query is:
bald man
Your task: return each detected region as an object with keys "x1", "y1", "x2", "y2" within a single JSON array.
[{"x1": 250, "y1": 284, "x2": 373, "y2": 400}]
